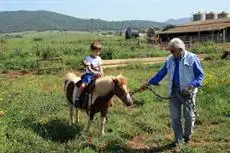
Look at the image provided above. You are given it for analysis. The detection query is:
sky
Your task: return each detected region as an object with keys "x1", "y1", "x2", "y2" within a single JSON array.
[{"x1": 0, "y1": 0, "x2": 229, "y2": 22}]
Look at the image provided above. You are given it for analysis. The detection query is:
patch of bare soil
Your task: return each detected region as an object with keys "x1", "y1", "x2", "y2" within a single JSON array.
[
  {"x1": 126, "y1": 136, "x2": 150, "y2": 150},
  {"x1": 103, "y1": 55, "x2": 204, "y2": 68},
  {"x1": 0, "y1": 111, "x2": 5, "y2": 118},
  {"x1": 103, "y1": 57, "x2": 167, "y2": 68},
  {"x1": 0, "y1": 70, "x2": 32, "y2": 77},
  {"x1": 165, "y1": 128, "x2": 173, "y2": 141},
  {"x1": 188, "y1": 139, "x2": 207, "y2": 146}
]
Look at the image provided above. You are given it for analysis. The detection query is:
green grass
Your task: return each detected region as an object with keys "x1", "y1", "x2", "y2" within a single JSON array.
[{"x1": 0, "y1": 60, "x2": 230, "y2": 153}]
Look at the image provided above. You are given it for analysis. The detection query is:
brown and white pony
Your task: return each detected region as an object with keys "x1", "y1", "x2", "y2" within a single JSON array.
[{"x1": 64, "y1": 73, "x2": 133, "y2": 135}]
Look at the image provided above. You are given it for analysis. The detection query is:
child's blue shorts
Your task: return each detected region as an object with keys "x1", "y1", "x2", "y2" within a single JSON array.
[{"x1": 81, "y1": 73, "x2": 95, "y2": 84}]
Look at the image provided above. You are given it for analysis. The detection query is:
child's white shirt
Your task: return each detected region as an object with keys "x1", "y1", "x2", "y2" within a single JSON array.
[{"x1": 84, "y1": 55, "x2": 102, "y2": 74}]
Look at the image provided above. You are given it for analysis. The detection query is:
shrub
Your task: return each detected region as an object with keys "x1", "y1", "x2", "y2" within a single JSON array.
[
  {"x1": 100, "y1": 49, "x2": 113, "y2": 59},
  {"x1": 192, "y1": 41, "x2": 223, "y2": 54},
  {"x1": 64, "y1": 56, "x2": 84, "y2": 70},
  {"x1": 33, "y1": 38, "x2": 43, "y2": 41},
  {"x1": 0, "y1": 39, "x2": 7, "y2": 43}
]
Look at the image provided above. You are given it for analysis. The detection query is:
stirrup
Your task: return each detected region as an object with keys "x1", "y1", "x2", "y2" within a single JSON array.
[{"x1": 74, "y1": 98, "x2": 81, "y2": 108}]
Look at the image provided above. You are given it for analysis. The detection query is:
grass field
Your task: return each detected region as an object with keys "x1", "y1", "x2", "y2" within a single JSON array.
[
  {"x1": 0, "y1": 31, "x2": 169, "y2": 72},
  {"x1": 1, "y1": 31, "x2": 230, "y2": 73},
  {"x1": 0, "y1": 59, "x2": 230, "y2": 153}
]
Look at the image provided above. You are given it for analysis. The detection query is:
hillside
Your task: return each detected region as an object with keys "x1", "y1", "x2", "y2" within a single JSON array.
[
  {"x1": 164, "y1": 17, "x2": 192, "y2": 25},
  {"x1": 0, "y1": 10, "x2": 168, "y2": 33}
]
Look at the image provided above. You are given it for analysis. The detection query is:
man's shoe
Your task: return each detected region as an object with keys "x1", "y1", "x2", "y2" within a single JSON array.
[
  {"x1": 183, "y1": 135, "x2": 191, "y2": 143},
  {"x1": 170, "y1": 139, "x2": 184, "y2": 152},
  {"x1": 177, "y1": 139, "x2": 184, "y2": 148},
  {"x1": 170, "y1": 139, "x2": 184, "y2": 148}
]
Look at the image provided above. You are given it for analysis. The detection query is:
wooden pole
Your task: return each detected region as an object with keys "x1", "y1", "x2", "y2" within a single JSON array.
[
  {"x1": 223, "y1": 28, "x2": 226, "y2": 43},
  {"x1": 211, "y1": 26, "x2": 214, "y2": 42}
]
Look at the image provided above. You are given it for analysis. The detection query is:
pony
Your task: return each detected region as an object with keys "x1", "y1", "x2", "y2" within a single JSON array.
[{"x1": 64, "y1": 73, "x2": 133, "y2": 135}]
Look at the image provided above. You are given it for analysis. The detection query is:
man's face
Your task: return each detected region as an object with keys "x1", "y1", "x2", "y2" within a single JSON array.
[{"x1": 168, "y1": 46, "x2": 181, "y2": 58}]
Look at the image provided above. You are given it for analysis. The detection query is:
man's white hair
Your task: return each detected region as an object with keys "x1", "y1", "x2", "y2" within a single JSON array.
[{"x1": 168, "y1": 38, "x2": 185, "y2": 51}]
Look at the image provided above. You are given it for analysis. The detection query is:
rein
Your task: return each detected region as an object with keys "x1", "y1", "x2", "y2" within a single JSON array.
[
  {"x1": 130, "y1": 87, "x2": 170, "y2": 100},
  {"x1": 147, "y1": 87, "x2": 170, "y2": 100},
  {"x1": 130, "y1": 86, "x2": 198, "y2": 117}
]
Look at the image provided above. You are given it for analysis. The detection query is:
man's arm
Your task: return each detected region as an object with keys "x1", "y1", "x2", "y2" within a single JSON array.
[
  {"x1": 141, "y1": 62, "x2": 167, "y2": 90},
  {"x1": 148, "y1": 62, "x2": 168, "y2": 85},
  {"x1": 189, "y1": 57, "x2": 204, "y2": 88}
]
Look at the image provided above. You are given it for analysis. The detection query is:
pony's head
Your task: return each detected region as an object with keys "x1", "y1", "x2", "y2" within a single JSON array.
[{"x1": 113, "y1": 75, "x2": 133, "y2": 106}]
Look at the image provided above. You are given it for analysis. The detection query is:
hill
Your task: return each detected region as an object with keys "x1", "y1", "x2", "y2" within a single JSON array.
[
  {"x1": 0, "y1": 10, "x2": 168, "y2": 33},
  {"x1": 164, "y1": 17, "x2": 192, "y2": 25}
]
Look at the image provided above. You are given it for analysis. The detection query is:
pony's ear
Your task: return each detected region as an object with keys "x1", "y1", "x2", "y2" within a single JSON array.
[
  {"x1": 113, "y1": 78, "x2": 119, "y2": 86},
  {"x1": 114, "y1": 76, "x2": 127, "y2": 86}
]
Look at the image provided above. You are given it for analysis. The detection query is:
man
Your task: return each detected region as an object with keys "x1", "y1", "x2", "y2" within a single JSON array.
[{"x1": 140, "y1": 38, "x2": 204, "y2": 146}]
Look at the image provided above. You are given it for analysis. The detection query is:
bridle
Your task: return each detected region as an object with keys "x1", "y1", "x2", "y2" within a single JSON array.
[{"x1": 112, "y1": 79, "x2": 129, "y2": 102}]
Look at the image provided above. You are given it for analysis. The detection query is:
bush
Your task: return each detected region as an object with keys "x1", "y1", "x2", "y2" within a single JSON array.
[
  {"x1": 64, "y1": 56, "x2": 84, "y2": 70},
  {"x1": 0, "y1": 39, "x2": 7, "y2": 43},
  {"x1": 192, "y1": 41, "x2": 223, "y2": 54},
  {"x1": 100, "y1": 49, "x2": 113, "y2": 59},
  {"x1": 33, "y1": 38, "x2": 43, "y2": 41},
  {"x1": 36, "y1": 46, "x2": 63, "y2": 59}
]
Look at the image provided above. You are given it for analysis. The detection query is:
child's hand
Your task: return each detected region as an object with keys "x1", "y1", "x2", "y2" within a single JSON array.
[{"x1": 95, "y1": 73, "x2": 103, "y2": 78}]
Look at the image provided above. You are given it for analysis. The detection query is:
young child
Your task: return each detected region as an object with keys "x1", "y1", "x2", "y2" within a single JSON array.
[{"x1": 75, "y1": 40, "x2": 104, "y2": 108}]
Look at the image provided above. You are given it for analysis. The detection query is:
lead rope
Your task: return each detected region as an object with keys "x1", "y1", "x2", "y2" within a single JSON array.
[
  {"x1": 130, "y1": 87, "x2": 170, "y2": 99},
  {"x1": 147, "y1": 87, "x2": 171, "y2": 100},
  {"x1": 130, "y1": 87, "x2": 198, "y2": 117},
  {"x1": 185, "y1": 95, "x2": 199, "y2": 118}
]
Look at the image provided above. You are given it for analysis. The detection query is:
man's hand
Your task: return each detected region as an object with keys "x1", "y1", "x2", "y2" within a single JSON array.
[
  {"x1": 182, "y1": 85, "x2": 194, "y2": 96},
  {"x1": 140, "y1": 82, "x2": 150, "y2": 91}
]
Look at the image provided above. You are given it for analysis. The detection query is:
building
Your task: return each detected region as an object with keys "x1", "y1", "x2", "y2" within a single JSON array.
[
  {"x1": 158, "y1": 17, "x2": 230, "y2": 46},
  {"x1": 193, "y1": 12, "x2": 205, "y2": 21},
  {"x1": 218, "y1": 11, "x2": 229, "y2": 19},
  {"x1": 205, "y1": 12, "x2": 217, "y2": 20}
]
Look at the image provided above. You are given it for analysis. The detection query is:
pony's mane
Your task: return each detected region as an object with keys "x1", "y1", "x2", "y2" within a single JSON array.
[
  {"x1": 96, "y1": 75, "x2": 127, "y2": 86},
  {"x1": 115, "y1": 75, "x2": 127, "y2": 86}
]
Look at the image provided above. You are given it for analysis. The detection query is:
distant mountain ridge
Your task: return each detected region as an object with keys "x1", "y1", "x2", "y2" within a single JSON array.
[
  {"x1": 164, "y1": 17, "x2": 192, "y2": 25},
  {"x1": 0, "y1": 10, "x2": 168, "y2": 33}
]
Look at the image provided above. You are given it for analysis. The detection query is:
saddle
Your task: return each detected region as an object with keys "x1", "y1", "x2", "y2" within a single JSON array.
[{"x1": 75, "y1": 79, "x2": 96, "y2": 109}]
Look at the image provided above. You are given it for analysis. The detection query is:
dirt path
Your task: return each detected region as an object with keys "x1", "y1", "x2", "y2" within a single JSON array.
[
  {"x1": 103, "y1": 57, "x2": 166, "y2": 68},
  {"x1": 103, "y1": 55, "x2": 204, "y2": 68},
  {"x1": 0, "y1": 55, "x2": 205, "y2": 76}
]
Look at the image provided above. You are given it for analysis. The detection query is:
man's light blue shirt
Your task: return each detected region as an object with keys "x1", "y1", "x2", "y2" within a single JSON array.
[{"x1": 148, "y1": 55, "x2": 204, "y2": 88}]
